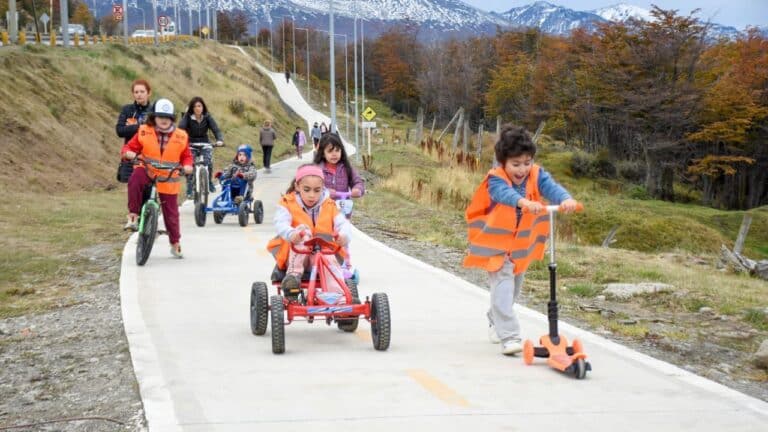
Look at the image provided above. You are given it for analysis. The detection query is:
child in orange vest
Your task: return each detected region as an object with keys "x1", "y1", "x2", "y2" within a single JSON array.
[
  {"x1": 122, "y1": 98, "x2": 193, "y2": 258},
  {"x1": 463, "y1": 125, "x2": 577, "y2": 355},
  {"x1": 268, "y1": 164, "x2": 351, "y2": 299}
]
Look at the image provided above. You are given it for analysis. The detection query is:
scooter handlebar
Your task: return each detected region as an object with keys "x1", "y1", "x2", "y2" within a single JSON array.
[{"x1": 522, "y1": 202, "x2": 584, "y2": 214}]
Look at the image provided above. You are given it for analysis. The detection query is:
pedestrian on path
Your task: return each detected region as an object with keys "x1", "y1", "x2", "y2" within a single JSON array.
[
  {"x1": 462, "y1": 124, "x2": 577, "y2": 356},
  {"x1": 292, "y1": 126, "x2": 307, "y2": 159},
  {"x1": 259, "y1": 120, "x2": 277, "y2": 173},
  {"x1": 121, "y1": 98, "x2": 193, "y2": 258},
  {"x1": 285, "y1": 70, "x2": 290, "y2": 83},
  {"x1": 115, "y1": 79, "x2": 153, "y2": 183}
]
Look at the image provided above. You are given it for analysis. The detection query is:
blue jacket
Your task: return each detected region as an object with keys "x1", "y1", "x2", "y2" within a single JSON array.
[{"x1": 488, "y1": 166, "x2": 571, "y2": 207}]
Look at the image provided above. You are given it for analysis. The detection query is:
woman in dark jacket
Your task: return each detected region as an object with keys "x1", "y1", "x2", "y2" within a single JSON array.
[
  {"x1": 178, "y1": 96, "x2": 224, "y2": 196},
  {"x1": 116, "y1": 79, "x2": 154, "y2": 144}
]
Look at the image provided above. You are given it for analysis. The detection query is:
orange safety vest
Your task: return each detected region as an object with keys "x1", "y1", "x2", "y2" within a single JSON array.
[
  {"x1": 462, "y1": 164, "x2": 549, "y2": 274},
  {"x1": 266, "y1": 193, "x2": 346, "y2": 270},
  {"x1": 137, "y1": 125, "x2": 189, "y2": 195}
]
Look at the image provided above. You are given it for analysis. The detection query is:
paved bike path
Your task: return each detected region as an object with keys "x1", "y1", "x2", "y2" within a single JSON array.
[{"x1": 120, "y1": 52, "x2": 768, "y2": 431}]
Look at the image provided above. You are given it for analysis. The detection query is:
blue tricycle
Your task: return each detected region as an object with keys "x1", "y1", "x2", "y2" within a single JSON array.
[{"x1": 194, "y1": 175, "x2": 264, "y2": 227}]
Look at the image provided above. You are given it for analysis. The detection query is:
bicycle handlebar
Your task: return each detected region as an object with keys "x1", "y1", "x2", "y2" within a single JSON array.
[
  {"x1": 138, "y1": 157, "x2": 183, "y2": 183},
  {"x1": 289, "y1": 229, "x2": 343, "y2": 254}
]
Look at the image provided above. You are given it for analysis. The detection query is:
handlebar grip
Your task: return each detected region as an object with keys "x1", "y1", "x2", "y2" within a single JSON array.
[{"x1": 521, "y1": 202, "x2": 584, "y2": 214}]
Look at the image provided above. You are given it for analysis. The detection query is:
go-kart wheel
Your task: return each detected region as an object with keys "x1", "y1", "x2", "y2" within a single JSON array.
[
  {"x1": 250, "y1": 282, "x2": 269, "y2": 335},
  {"x1": 213, "y1": 211, "x2": 224, "y2": 224},
  {"x1": 253, "y1": 200, "x2": 264, "y2": 224},
  {"x1": 523, "y1": 340, "x2": 534, "y2": 365},
  {"x1": 270, "y1": 295, "x2": 285, "y2": 354},
  {"x1": 574, "y1": 358, "x2": 587, "y2": 379},
  {"x1": 370, "y1": 292, "x2": 391, "y2": 351},
  {"x1": 238, "y1": 201, "x2": 249, "y2": 227},
  {"x1": 337, "y1": 280, "x2": 360, "y2": 332},
  {"x1": 194, "y1": 202, "x2": 207, "y2": 227},
  {"x1": 572, "y1": 338, "x2": 584, "y2": 354},
  {"x1": 136, "y1": 205, "x2": 158, "y2": 266}
]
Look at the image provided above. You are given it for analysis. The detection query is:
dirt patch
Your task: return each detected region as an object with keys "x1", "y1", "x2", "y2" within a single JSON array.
[
  {"x1": 353, "y1": 209, "x2": 768, "y2": 402},
  {"x1": 0, "y1": 243, "x2": 146, "y2": 431}
]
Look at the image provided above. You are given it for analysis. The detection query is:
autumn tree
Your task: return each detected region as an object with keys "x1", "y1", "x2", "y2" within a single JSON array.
[
  {"x1": 217, "y1": 10, "x2": 250, "y2": 42},
  {"x1": 70, "y1": 1, "x2": 93, "y2": 32}
]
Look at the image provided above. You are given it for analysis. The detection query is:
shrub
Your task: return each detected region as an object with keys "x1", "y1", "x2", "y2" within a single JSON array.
[
  {"x1": 571, "y1": 151, "x2": 596, "y2": 178},
  {"x1": 616, "y1": 160, "x2": 646, "y2": 183},
  {"x1": 181, "y1": 66, "x2": 192, "y2": 80},
  {"x1": 228, "y1": 99, "x2": 245, "y2": 116}
]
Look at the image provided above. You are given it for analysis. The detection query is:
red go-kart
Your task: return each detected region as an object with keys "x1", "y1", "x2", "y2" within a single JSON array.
[{"x1": 249, "y1": 233, "x2": 391, "y2": 354}]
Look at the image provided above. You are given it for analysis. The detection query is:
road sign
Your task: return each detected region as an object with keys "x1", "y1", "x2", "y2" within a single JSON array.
[
  {"x1": 362, "y1": 121, "x2": 377, "y2": 129},
  {"x1": 39, "y1": 13, "x2": 49, "y2": 26},
  {"x1": 362, "y1": 106, "x2": 377, "y2": 121},
  {"x1": 201, "y1": 26, "x2": 209, "y2": 36},
  {"x1": 112, "y1": 5, "x2": 123, "y2": 14},
  {"x1": 158, "y1": 15, "x2": 169, "y2": 27}
]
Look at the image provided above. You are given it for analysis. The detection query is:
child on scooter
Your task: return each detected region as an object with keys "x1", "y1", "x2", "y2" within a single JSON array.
[
  {"x1": 217, "y1": 145, "x2": 257, "y2": 203},
  {"x1": 267, "y1": 164, "x2": 351, "y2": 298},
  {"x1": 312, "y1": 133, "x2": 365, "y2": 213},
  {"x1": 463, "y1": 124, "x2": 577, "y2": 356}
]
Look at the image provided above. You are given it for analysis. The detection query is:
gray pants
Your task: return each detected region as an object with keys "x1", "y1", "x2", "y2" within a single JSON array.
[{"x1": 487, "y1": 260, "x2": 525, "y2": 343}]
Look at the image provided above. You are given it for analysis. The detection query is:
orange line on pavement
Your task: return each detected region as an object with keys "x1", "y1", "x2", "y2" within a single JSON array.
[{"x1": 406, "y1": 369, "x2": 470, "y2": 407}]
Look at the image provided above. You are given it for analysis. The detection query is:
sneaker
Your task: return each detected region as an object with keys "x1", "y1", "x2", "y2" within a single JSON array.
[
  {"x1": 234, "y1": 195, "x2": 244, "y2": 205},
  {"x1": 488, "y1": 325, "x2": 501, "y2": 344},
  {"x1": 281, "y1": 273, "x2": 300, "y2": 298},
  {"x1": 123, "y1": 216, "x2": 138, "y2": 232},
  {"x1": 186, "y1": 193, "x2": 193, "y2": 201},
  {"x1": 501, "y1": 340, "x2": 523, "y2": 355},
  {"x1": 170, "y1": 244, "x2": 184, "y2": 259},
  {"x1": 265, "y1": 168, "x2": 272, "y2": 174}
]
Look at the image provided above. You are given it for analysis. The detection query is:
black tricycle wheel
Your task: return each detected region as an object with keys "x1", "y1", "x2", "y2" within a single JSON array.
[
  {"x1": 370, "y1": 292, "x2": 391, "y2": 351},
  {"x1": 136, "y1": 204, "x2": 158, "y2": 266},
  {"x1": 253, "y1": 200, "x2": 264, "y2": 224},
  {"x1": 250, "y1": 282, "x2": 269, "y2": 335},
  {"x1": 238, "y1": 201, "x2": 250, "y2": 227},
  {"x1": 270, "y1": 295, "x2": 285, "y2": 354},
  {"x1": 337, "y1": 280, "x2": 360, "y2": 332},
  {"x1": 213, "y1": 211, "x2": 224, "y2": 224},
  {"x1": 194, "y1": 202, "x2": 207, "y2": 227}
]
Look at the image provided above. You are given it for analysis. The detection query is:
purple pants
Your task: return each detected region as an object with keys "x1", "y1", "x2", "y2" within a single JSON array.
[{"x1": 127, "y1": 167, "x2": 181, "y2": 245}]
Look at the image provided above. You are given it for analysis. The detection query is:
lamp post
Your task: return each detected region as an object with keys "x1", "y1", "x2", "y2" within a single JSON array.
[
  {"x1": 329, "y1": 0, "x2": 336, "y2": 132},
  {"x1": 296, "y1": 27, "x2": 311, "y2": 104},
  {"x1": 152, "y1": 0, "x2": 158, "y2": 45},
  {"x1": 267, "y1": 9, "x2": 274, "y2": 71},
  {"x1": 319, "y1": 29, "x2": 349, "y2": 139},
  {"x1": 353, "y1": 5, "x2": 359, "y2": 160}
]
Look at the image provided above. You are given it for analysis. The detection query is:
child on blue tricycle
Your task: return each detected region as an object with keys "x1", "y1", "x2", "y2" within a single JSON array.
[{"x1": 194, "y1": 145, "x2": 263, "y2": 227}]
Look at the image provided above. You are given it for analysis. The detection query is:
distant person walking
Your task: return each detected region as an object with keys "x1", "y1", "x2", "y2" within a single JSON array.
[
  {"x1": 311, "y1": 122, "x2": 322, "y2": 154},
  {"x1": 292, "y1": 126, "x2": 307, "y2": 159},
  {"x1": 115, "y1": 79, "x2": 154, "y2": 183},
  {"x1": 259, "y1": 120, "x2": 277, "y2": 173},
  {"x1": 285, "y1": 70, "x2": 290, "y2": 83},
  {"x1": 179, "y1": 96, "x2": 224, "y2": 198}
]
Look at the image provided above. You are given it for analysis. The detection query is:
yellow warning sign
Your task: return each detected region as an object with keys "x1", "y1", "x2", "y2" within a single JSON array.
[{"x1": 362, "y1": 106, "x2": 377, "y2": 121}]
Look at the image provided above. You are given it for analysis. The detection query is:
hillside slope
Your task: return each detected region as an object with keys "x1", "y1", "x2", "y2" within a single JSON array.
[{"x1": 0, "y1": 42, "x2": 303, "y2": 192}]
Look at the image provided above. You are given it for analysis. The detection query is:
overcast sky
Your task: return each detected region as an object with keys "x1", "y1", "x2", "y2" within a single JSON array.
[{"x1": 461, "y1": 1, "x2": 767, "y2": 29}]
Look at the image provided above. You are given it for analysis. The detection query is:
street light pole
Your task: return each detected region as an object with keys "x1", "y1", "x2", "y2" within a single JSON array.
[
  {"x1": 281, "y1": 16, "x2": 286, "y2": 72},
  {"x1": 296, "y1": 27, "x2": 311, "y2": 104},
  {"x1": 267, "y1": 9, "x2": 274, "y2": 71},
  {"x1": 152, "y1": 0, "x2": 158, "y2": 45},
  {"x1": 318, "y1": 29, "x2": 348, "y2": 137},
  {"x1": 361, "y1": 17, "x2": 367, "y2": 155},
  {"x1": 122, "y1": 0, "x2": 128, "y2": 44},
  {"x1": 329, "y1": 0, "x2": 336, "y2": 132},
  {"x1": 353, "y1": 11, "x2": 359, "y2": 160},
  {"x1": 292, "y1": 15, "x2": 296, "y2": 77}
]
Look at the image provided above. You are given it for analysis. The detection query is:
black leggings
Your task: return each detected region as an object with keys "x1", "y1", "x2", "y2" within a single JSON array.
[{"x1": 261, "y1": 145, "x2": 273, "y2": 169}]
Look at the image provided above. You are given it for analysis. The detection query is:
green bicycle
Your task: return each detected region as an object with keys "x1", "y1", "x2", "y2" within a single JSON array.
[{"x1": 136, "y1": 160, "x2": 183, "y2": 266}]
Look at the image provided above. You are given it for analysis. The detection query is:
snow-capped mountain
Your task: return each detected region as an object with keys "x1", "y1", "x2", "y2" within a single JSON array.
[
  {"x1": 103, "y1": 1, "x2": 747, "y2": 40},
  {"x1": 591, "y1": 3, "x2": 653, "y2": 22},
  {"x1": 497, "y1": 1, "x2": 606, "y2": 34}
]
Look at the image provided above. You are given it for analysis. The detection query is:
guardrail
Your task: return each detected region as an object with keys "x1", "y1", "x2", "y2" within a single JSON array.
[{"x1": 0, "y1": 32, "x2": 197, "y2": 47}]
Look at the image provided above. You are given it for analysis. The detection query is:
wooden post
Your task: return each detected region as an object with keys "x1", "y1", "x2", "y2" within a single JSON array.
[
  {"x1": 462, "y1": 119, "x2": 470, "y2": 154},
  {"x1": 533, "y1": 120, "x2": 546, "y2": 144},
  {"x1": 734, "y1": 214, "x2": 753, "y2": 255},
  {"x1": 476, "y1": 124, "x2": 483, "y2": 157},
  {"x1": 429, "y1": 116, "x2": 436, "y2": 138},
  {"x1": 437, "y1": 107, "x2": 462, "y2": 143},
  {"x1": 415, "y1": 107, "x2": 424, "y2": 145},
  {"x1": 496, "y1": 116, "x2": 502, "y2": 142},
  {"x1": 451, "y1": 109, "x2": 464, "y2": 153}
]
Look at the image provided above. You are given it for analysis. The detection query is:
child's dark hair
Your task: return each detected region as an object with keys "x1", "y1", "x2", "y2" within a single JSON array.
[
  {"x1": 312, "y1": 133, "x2": 355, "y2": 188},
  {"x1": 495, "y1": 124, "x2": 536, "y2": 164}
]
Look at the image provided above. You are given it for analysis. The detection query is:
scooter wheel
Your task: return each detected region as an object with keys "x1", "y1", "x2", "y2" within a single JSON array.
[
  {"x1": 574, "y1": 358, "x2": 587, "y2": 379},
  {"x1": 523, "y1": 340, "x2": 534, "y2": 365},
  {"x1": 572, "y1": 338, "x2": 584, "y2": 354}
]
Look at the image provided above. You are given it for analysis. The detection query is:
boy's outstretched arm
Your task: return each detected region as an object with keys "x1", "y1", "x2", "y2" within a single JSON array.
[
  {"x1": 537, "y1": 168, "x2": 572, "y2": 204},
  {"x1": 488, "y1": 175, "x2": 524, "y2": 207}
]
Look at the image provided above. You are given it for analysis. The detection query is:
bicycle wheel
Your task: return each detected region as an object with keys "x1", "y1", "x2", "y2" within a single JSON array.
[
  {"x1": 198, "y1": 167, "x2": 209, "y2": 206},
  {"x1": 136, "y1": 203, "x2": 158, "y2": 266}
]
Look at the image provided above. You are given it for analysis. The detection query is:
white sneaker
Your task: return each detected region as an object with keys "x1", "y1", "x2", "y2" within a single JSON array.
[
  {"x1": 501, "y1": 340, "x2": 523, "y2": 355},
  {"x1": 488, "y1": 325, "x2": 501, "y2": 344}
]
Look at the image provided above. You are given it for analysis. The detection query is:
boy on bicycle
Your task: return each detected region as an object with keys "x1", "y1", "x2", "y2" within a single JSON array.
[{"x1": 121, "y1": 98, "x2": 193, "y2": 258}]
